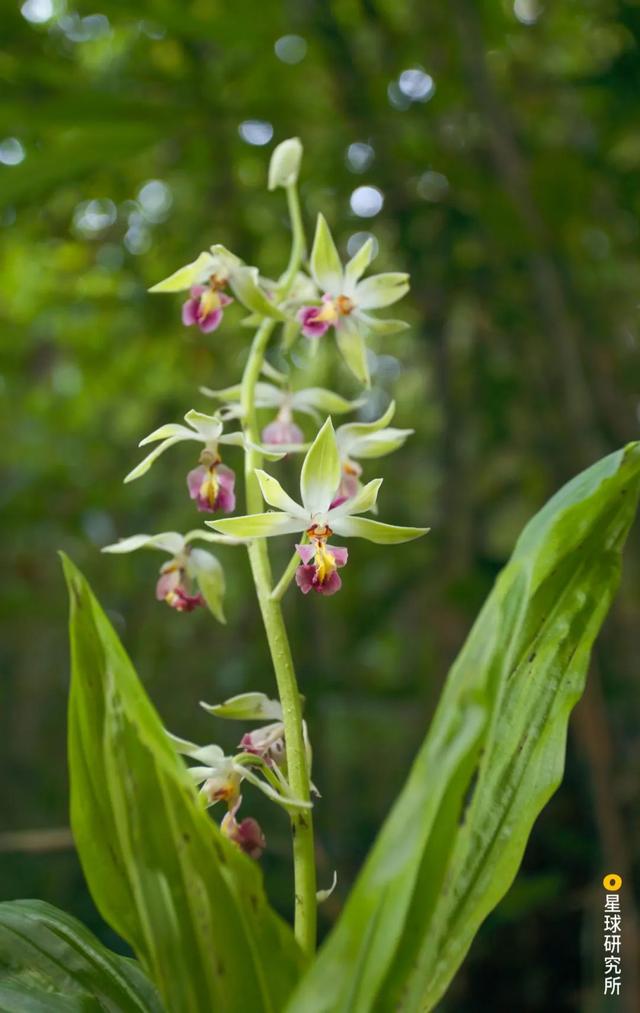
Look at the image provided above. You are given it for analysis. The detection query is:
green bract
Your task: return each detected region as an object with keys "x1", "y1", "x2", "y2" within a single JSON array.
[{"x1": 207, "y1": 418, "x2": 429, "y2": 545}]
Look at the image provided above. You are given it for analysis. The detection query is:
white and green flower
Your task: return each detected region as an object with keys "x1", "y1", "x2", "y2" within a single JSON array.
[
  {"x1": 297, "y1": 215, "x2": 410, "y2": 385},
  {"x1": 207, "y1": 418, "x2": 428, "y2": 596},
  {"x1": 124, "y1": 409, "x2": 283, "y2": 514},
  {"x1": 149, "y1": 243, "x2": 286, "y2": 330},
  {"x1": 102, "y1": 530, "x2": 239, "y2": 621}
]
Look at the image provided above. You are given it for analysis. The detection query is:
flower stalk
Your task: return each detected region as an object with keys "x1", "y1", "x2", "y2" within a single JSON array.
[{"x1": 240, "y1": 192, "x2": 317, "y2": 954}]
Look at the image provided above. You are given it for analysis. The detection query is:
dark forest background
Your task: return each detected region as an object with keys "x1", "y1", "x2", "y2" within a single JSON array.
[{"x1": 2, "y1": 1, "x2": 640, "y2": 1009}]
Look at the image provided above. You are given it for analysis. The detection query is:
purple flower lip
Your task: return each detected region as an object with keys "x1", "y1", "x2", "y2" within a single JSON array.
[
  {"x1": 261, "y1": 417, "x2": 304, "y2": 446},
  {"x1": 294, "y1": 540, "x2": 348, "y2": 596},
  {"x1": 155, "y1": 565, "x2": 205, "y2": 612},
  {"x1": 169, "y1": 588, "x2": 206, "y2": 612},
  {"x1": 221, "y1": 799, "x2": 266, "y2": 860},
  {"x1": 295, "y1": 564, "x2": 343, "y2": 595},
  {"x1": 297, "y1": 305, "x2": 332, "y2": 339},
  {"x1": 182, "y1": 285, "x2": 233, "y2": 334},
  {"x1": 187, "y1": 462, "x2": 236, "y2": 514},
  {"x1": 297, "y1": 293, "x2": 355, "y2": 339}
]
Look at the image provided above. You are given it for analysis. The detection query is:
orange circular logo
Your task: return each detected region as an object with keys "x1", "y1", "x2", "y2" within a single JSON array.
[{"x1": 603, "y1": 873, "x2": 622, "y2": 891}]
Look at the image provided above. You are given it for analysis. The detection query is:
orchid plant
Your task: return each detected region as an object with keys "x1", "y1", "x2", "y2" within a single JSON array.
[
  {"x1": 10, "y1": 137, "x2": 637, "y2": 1013},
  {"x1": 102, "y1": 137, "x2": 427, "y2": 956}
]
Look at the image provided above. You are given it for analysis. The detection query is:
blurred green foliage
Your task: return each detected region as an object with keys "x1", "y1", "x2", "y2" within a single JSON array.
[{"x1": 1, "y1": 1, "x2": 639, "y2": 1009}]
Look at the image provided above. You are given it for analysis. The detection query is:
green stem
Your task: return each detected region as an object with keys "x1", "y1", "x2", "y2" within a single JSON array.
[
  {"x1": 276, "y1": 184, "x2": 306, "y2": 298},
  {"x1": 240, "y1": 324, "x2": 316, "y2": 951}
]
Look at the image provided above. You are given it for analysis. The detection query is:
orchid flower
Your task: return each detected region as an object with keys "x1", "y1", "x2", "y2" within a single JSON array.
[
  {"x1": 207, "y1": 418, "x2": 429, "y2": 596},
  {"x1": 149, "y1": 243, "x2": 287, "y2": 332},
  {"x1": 124, "y1": 409, "x2": 283, "y2": 513},
  {"x1": 102, "y1": 530, "x2": 241, "y2": 621},
  {"x1": 333, "y1": 400, "x2": 414, "y2": 505},
  {"x1": 201, "y1": 380, "x2": 365, "y2": 450},
  {"x1": 200, "y1": 692, "x2": 315, "y2": 787},
  {"x1": 296, "y1": 215, "x2": 410, "y2": 386},
  {"x1": 167, "y1": 729, "x2": 313, "y2": 814}
]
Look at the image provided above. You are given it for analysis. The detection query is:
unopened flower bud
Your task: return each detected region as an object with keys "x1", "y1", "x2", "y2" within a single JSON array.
[{"x1": 268, "y1": 137, "x2": 303, "y2": 190}]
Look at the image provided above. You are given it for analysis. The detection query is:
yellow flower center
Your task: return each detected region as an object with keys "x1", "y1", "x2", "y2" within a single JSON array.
[
  {"x1": 209, "y1": 272, "x2": 228, "y2": 290},
  {"x1": 314, "y1": 540, "x2": 337, "y2": 584},
  {"x1": 199, "y1": 288, "x2": 222, "y2": 318},
  {"x1": 199, "y1": 467, "x2": 220, "y2": 507},
  {"x1": 312, "y1": 301, "x2": 338, "y2": 324},
  {"x1": 336, "y1": 294, "x2": 354, "y2": 315},
  {"x1": 311, "y1": 295, "x2": 354, "y2": 325}
]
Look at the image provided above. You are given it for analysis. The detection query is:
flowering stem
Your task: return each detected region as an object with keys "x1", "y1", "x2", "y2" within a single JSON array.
[
  {"x1": 276, "y1": 183, "x2": 306, "y2": 298},
  {"x1": 241, "y1": 325, "x2": 317, "y2": 953}
]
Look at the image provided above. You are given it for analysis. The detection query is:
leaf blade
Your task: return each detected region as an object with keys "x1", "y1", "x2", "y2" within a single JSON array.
[
  {"x1": 0, "y1": 899, "x2": 162, "y2": 1013},
  {"x1": 287, "y1": 442, "x2": 640, "y2": 1012},
  {"x1": 62, "y1": 555, "x2": 305, "y2": 1013}
]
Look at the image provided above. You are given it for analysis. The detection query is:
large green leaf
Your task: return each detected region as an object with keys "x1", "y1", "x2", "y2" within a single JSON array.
[
  {"x1": 0, "y1": 899, "x2": 161, "y2": 1012},
  {"x1": 62, "y1": 555, "x2": 305, "y2": 1013},
  {"x1": 288, "y1": 442, "x2": 640, "y2": 1012}
]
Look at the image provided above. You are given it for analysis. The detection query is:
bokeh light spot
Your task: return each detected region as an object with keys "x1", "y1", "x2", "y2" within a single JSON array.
[
  {"x1": 137, "y1": 180, "x2": 173, "y2": 222},
  {"x1": 274, "y1": 35, "x2": 307, "y2": 64},
  {"x1": 346, "y1": 142, "x2": 375, "y2": 174},
  {"x1": 350, "y1": 186, "x2": 384, "y2": 218},
  {"x1": 20, "y1": 0, "x2": 54, "y2": 24},
  {"x1": 417, "y1": 170, "x2": 449, "y2": 201},
  {"x1": 514, "y1": 0, "x2": 542, "y2": 25},
  {"x1": 73, "y1": 199, "x2": 117, "y2": 235},
  {"x1": 398, "y1": 68, "x2": 435, "y2": 102},
  {"x1": 0, "y1": 138, "x2": 26, "y2": 166},
  {"x1": 238, "y1": 120, "x2": 274, "y2": 146}
]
